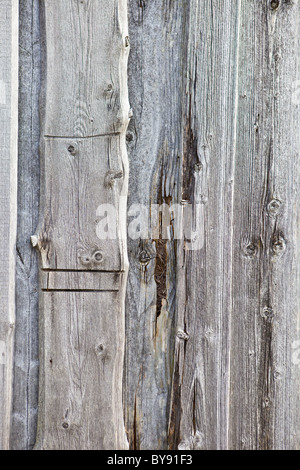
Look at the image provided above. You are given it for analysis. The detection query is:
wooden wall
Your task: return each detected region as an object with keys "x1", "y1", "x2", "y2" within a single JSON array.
[{"x1": 0, "y1": 0, "x2": 299, "y2": 450}]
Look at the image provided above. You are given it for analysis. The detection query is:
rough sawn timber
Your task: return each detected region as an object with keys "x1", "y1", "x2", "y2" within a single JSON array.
[
  {"x1": 6, "y1": 0, "x2": 300, "y2": 451},
  {"x1": 10, "y1": 0, "x2": 41, "y2": 450},
  {"x1": 126, "y1": 0, "x2": 300, "y2": 450},
  {"x1": 0, "y1": 0, "x2": 18, "y2": 451},
  {"x1": 34, "y1": 0, "x2": 130, "y2": 450}
]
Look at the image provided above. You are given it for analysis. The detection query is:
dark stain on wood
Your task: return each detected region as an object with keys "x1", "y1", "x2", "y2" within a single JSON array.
[
  {"x1": 154, "y1": 239, "x2": 167, "y2": 320},
  {"x1": 168, "y1": 358, "x2": 181, "y2": 450},
  {"x1": 153, "y1": 160, "x2": 170, "y2": 321},
  {"x1": 182, "y1": 97, "x2": 199, "y2": 203}
]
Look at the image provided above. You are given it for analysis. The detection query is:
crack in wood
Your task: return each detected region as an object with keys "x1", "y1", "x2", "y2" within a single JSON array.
[
  {"x1": 44, "y1": 132, "x2": 121, "y2": 139},
  {"x1": 41, "y1": 269, "x2": 125, "y2": 273},
  {"x1": 41, "y1": 289, "x2": 119, "y2": 293}
]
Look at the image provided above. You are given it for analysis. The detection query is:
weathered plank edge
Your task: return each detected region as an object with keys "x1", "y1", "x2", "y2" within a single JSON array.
[{"x1": 0, "y1": 0, "x2": 19, "y2": 451}]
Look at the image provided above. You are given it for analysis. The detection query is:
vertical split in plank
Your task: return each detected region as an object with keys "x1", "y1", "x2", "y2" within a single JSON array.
[
  {"x1": 0, "y1": 0, "x2": 18, "y2": 450},
  {"x1": 229, "y1": 0, "x2": 300, "y2": 450},
  {"x1": 34, "y1": 0, "x2": 130, "y2": 449}
]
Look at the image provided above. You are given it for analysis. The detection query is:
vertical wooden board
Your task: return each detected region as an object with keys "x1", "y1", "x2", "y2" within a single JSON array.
[
  {"x1": 41, "y1": 0, "x2": 129, "y2": 137},
  {"x1": 168, "y1": 0, "x2": 241, "y2": 450},
  {"x1": 11, "y1": 0, "x2": 41, "y2": 450},
  {"x1": 229, "y1": 0, "x2": 300, "y2": 450},
  {"x1": 35, "y1": 0, "x2": 130, "y2": 449},
  {"x1": 36, "y1": 289, "x2": 127, "y2": 450},
  {"x1": 124, "y1": 0, "x2": 185, "y2": 449},
  {"x1": 0, "y1": 0, "x2": 18, "y2": 450}
]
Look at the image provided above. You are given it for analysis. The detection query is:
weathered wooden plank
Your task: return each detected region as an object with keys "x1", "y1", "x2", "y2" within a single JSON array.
[
  {"x1": 168, "y1": 0, "x2": 242, "y2": 450},
  {"x1": 34, "y1": 0, "x2": 130, "y2": 449},
  {"x1": 41, "y1": 0, "x2": 129, "y2": 138},
  {"x1": 124, "y1": 0, "x2": 185, "y2": 449},
  {"x1": 0, "y1": 0, "x2": 18, "y2": 450},
  {"x1": 9, "y1": 0, "x2": 300, "y2": 451},
  {"x1": 10, "y1": 0, "x2": 40, "y2": 450},
  {"x1": 36, "y1": 289, "x2": 127, "y2": 450},
  {"x1": 229, "y1": 0, "x2": 300, "y2": 450}
]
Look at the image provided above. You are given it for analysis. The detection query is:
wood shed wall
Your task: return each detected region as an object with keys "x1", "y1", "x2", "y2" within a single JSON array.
[{"x1": 0, "y1": 0, "x2": 299, "y2": 450}]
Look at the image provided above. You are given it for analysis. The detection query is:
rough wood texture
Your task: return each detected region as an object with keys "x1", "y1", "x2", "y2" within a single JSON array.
[
  {"x1": 41, "y1": 0, "x2": 129, "y2": 138},
  {"x1": 11, "y1": 0, "x2": 40, "y2": 450},
  {"x1": 169, "y1": 0, "x2": 242, "y2": 450},
  {"x1": 124, "y1": 0, "x2": 185, "y2": 449},
  {"x1": 126, "y1": 0, "x2": 300, "y2": 450},
  {"x1": 229, "y1": 0, "x2": 300, "y2": 450},
  {"x1": 0, "y1": 0, "x2": 18, "y2": 450},
  {"x1": 34, "y1": 0, "x2": 130, "y2": 449},
  {"x1": 9, "y1": 0, "x2": 300, "y2": 450}
]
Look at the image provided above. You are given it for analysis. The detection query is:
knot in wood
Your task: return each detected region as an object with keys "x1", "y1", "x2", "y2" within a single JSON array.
[
  {"x1": 139, "y1": 250, "x2": 151, "y2": 266},
  {"x1": 93, "y1": 251, "x2": 104, "y2": 264},
  {"x1": 272, "y1": 235, "x2": 286, "y2": 256},
  {"x1": 67, "y1": 145, "x2": 76, "y2": 156},
  {"x1": 126, "y1": 131, "x2": 134, "y2": 143},
  {"x1": 243, "y1": 241, "x2": 257, "y2": 258},
  {"x1": 270, "y1": 0, "x2": 280, "y2": 9},
  {"x1": 263, "y1": 397, "x2": 271, "y2": 408},
  {"x1": 262, "y1": 306, "x2": 274, "y2": 321},
  {"x1": 194, "y1": 162, "x2": 203, "y2": 173},
  {"x1": 177, "y1": 329, "x2": 190, "y2": 341},
  {"x1": 79, "y1": 252, "x2": 92, "y2": 266},
  {"x1": 95, "y1": 344, "x2": 104, "y2": 354},
  {"x1": 267, "y1": 199, "x2": 282, "y2": 217},
  {"x1": 273, "y1": 370, "x2": 281, "y2": 381}
]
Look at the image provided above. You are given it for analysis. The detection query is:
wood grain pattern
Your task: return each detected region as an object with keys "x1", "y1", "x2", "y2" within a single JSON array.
[
  {"x1": 169, "y1": 0, "x2": 241, "y2": 450},
  {"x1": 35, "y1": 136, "x2": 127, "y2": 271},
  {"x1": 10, "y1": 0, "x2": 40, "y2": 450},
  {"x1": 229, "y1": 0, "x2": 300, "y2": 450},
  {"x1": 41, "y1": 0, "x2": 129, "y2": 138},
  {"x1": 9, "y1": 0, "x2": 300, "y2": 450},
  {"x1": 34, "y1": 0, "x2": 130, "y2": 449},
  {"x1": 36, "y1": 289, "x2": 127, "y2": 450},
  {"x1": 0, "y1": 0, "x2": 18, "y2": 450},
  {"x1": 126, "y1": 0, "x2": 300, "y2": 450},
  {"x1": 124, "y1": 0, "x2": 185, "y2": 450}
]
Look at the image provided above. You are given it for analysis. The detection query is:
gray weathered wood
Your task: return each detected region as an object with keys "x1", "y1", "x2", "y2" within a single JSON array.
[
  {"x1": 0, "y1": 0, "x2": 18, "y2": 450},
  {"x1": 41, "y1": 0, "x2": 129, "y2": 138},
  {"x1": 124, "y1": 0, "x2": 185, "y2": 449},
  {"x1": 228, "y1": 0, "x2": 300, "y2": 450},
  {"x1": 10, "y1": 0, "x2": 40, "y2": 450},
  {"x1": 126, "y1": 0, "x2": 300, "y2": 450},
  {"x1": 34, "y1": 0, "x2": 130, "y2": 450},
  {"x1": 168, "y1": 0, "x2": 241, "y2": 450},
  {"x1": 8, "y1": 0, "x2": 300, "y2": 450}
]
